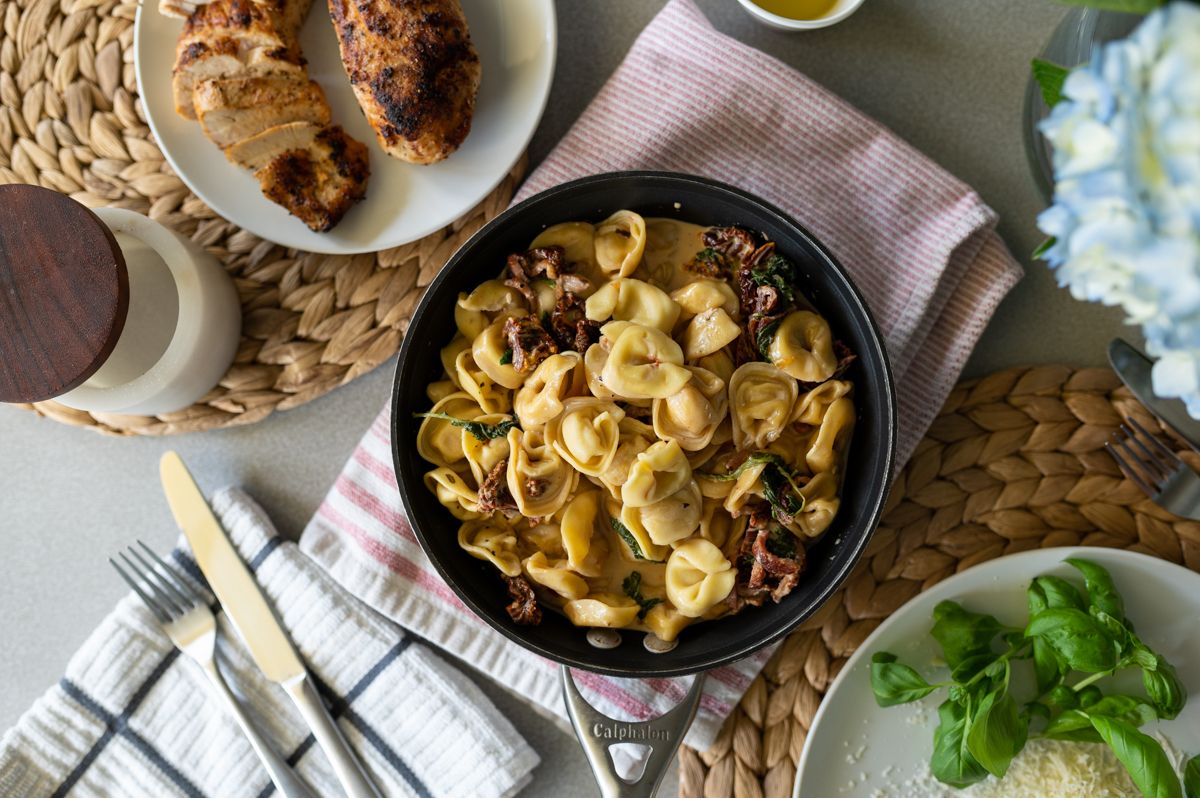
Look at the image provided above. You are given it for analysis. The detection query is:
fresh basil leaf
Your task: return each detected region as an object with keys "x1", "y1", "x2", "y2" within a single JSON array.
[
  {"x1": 1043, "y1": 709, "x2": 1103, "y2": 743},
  {"x1": 1032, "y1": 575, "x2": 1087, "y2": 611},
  {"x1": 1046, "y1": 685, "x2": 1079, "y2": 710},
  {"x1": 1031, "y1": 58, "x2": 1069, "y2": 107},
  {"x1": 1142, "y1": 655, "x2": 1187, "y2": 721},
  {"x1": 1033, "y1": 637, "x2": 1066, "y2": 694},
  {"x1": 1078, "y1": 685, "x2": 1103, "y2": 709},
  {"x1": 1046, "y1": 695, "x2": 1157, "y2": 742},
  {"x1": 1066, "y1": 558, "x2": 1125, "y2": 621},
  {"x1": 1184, "y1": 754, "x2": 1199, "y2": 798},
  {"x1": 870, "y1": 652, "x2": 940, "y2": 707},
  {"x1": 1025, "y1": 608, "x2": 1119, "y2": 673},
  {"x1": 966, "y1": 689, "x2": 1027, "y2": 778},
  {"x1": 1092, "y1": 609, "x2": 1132, "y2": 654},
  {"x1": 1090, "y1": 715, "x2": 1182, "y2": 798},
  {"x1": 1056, "y1": 0, "x2": 1163, "y2": 13},
  {"x1": 931, "y1": 699, "x2": 989, "y2": 788},
  {"x1": 1133, "y1": 645, "x2": 1160, "y2": 671},
  {"x1": 413, "y1": 412, "x2": 517, "y2": 442},
  {"x1": 951, "y1": 653, "x2": 996, "y2": 684},
  {"x1": 499, "y1": 348, "x2": 513, "y2": 366},
  {"x1": 931, "y1": 601, "x2": 1004, "y2": 669},
  {"x1": 1027, "y1": 701, "x2": 1050, "y2": 721}
]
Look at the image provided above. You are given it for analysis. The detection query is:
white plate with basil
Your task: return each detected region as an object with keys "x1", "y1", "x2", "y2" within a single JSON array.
[{"x1": 795, "y1": 547, "x2": 1200, "y2": 797}]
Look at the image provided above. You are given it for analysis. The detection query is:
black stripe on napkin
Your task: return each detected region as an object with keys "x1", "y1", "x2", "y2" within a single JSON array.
[
  {"x1": 52, "y1": 649, "x2": 184, "y2": 798},
  {"x1": 57, "y1": 668, "x2": 207, "y2": 798}
]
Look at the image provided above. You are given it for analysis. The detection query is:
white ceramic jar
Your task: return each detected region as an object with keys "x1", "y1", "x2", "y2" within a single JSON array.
[{"x1": 0, "y1": 186, "x2": 241, "y2": 415}]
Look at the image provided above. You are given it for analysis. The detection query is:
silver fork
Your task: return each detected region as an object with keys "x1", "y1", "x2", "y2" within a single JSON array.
[
  {"x1": 1106, "y1": 417, "x2": 1200, "y2": 520},
  {"x1": 110, "y1": 543, "x2": 317, "y2": 798}
]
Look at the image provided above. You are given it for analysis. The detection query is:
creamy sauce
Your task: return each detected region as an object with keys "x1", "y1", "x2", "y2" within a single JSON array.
[{"x1": 753, "y1": 0, "x2": 839, "y2": 20}]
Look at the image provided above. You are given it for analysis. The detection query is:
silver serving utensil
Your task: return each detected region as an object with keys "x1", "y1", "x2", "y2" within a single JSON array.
[
  {"x1": 1106, "y1": 417, "x2": 1200, "y2": 521},
  {"x1": 1108, "y1": 338, "x2": 1200, "y2": 449},
  {"x1": 110, "y1": 542, "x2": 317, "y2": 798}
]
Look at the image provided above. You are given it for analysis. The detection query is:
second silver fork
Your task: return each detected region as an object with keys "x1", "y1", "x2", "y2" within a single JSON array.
[
  {"x1": 111, "y1": 543, "x2": 317, "y2": 798},
  {"x1": 1106, "y1": 417, "x2": 1200, "y2": 520}
]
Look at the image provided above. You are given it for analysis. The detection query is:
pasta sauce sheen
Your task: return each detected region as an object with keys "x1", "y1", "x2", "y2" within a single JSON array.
[{"x1": 415, "y1": 213, "x2": 855, "y2": 643}]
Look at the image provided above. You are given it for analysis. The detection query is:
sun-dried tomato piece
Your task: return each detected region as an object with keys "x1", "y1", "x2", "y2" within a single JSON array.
[
  {"x1": 476, "y1": 458, "x2": 517, "y2": 515},
  {"x1": 684, "y1": 226, "x2": 761, "y2": 279},
  {"x1": 504, "y1": 246, "x2": 566, "y2": 310},
  {"x1": 734, "y1": 512, "x2": 806, "y2": 605},
  {"x1": 505, "y1": 575, "x2": 542, "y2": 625},
  {"x1": 503, "y1": 315, "x2": 558, "y2": 374},
  {"x1": 548, "y1": 289, "x2": 600, "y2": 353}
]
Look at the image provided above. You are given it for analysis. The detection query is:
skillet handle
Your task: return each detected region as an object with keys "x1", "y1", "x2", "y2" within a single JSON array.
[{"x1": 561, "y1": 666, "x2": 704, "y2": 798}]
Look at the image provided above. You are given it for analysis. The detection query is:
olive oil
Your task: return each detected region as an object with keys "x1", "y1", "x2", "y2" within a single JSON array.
[{"x1": 753, "y1": 0, "x2": 838, "y2": 20}]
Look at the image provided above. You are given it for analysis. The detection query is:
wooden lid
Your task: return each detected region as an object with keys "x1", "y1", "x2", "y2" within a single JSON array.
[{"x1": 0, "y1": 185, "x2": 129, "y2": 402}]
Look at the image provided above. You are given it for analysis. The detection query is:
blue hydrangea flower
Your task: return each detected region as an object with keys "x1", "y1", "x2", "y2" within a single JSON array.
[{"x1": 1038, "y1": 2, "x2": 1200, "y2": 416}]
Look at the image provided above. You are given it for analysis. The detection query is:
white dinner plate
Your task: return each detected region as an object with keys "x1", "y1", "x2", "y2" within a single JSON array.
[
  {"x1": 795, "y1": 547, "x2": 1200, "y2": 797},
  {"x1": 135, "y1": 0, "x2": 555, "y2": 254}
]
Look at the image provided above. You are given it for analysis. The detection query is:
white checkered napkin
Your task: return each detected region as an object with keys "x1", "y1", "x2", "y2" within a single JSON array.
[{"x1": 0, "y1": 488, "x2": 539, "y2": 798}]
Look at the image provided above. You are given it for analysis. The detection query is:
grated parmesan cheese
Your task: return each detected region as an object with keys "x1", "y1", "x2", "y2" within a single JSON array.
[
  {"x1": 871, "y1": 736, "x2": 1188, "y2": 798},
  {"x1": 957, "y1": 740, "x2": 1138, "y2": 798}
]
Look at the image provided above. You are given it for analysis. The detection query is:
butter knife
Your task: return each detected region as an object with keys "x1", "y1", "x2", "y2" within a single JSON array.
[
  {"x1": 1108, "y1": 338, "x2": 1200, "y2": 449},
  {"x1": 160, "y1": 452, "x2": 383, "y2": 798}
]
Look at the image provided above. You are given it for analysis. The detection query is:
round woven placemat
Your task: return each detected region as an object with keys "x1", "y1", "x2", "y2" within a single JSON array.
[
  {"x1": 679, "y1": 364, "x2": 1200, "y2": 798},
  {"x1": 0, "y1": 0, "x2": 524, "y2": 435}
]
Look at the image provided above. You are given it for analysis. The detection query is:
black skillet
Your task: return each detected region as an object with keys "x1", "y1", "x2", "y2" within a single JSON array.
[{"x1": 391, "y1": 172, "x2": 897, "y2": 795}]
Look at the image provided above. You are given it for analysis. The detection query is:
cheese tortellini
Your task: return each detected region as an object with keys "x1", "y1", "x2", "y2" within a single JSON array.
[
  {"x1": 513, "y1": 352, "x2": 587, "y2": 426},
  {"x1": 585, "y1": 278, "x2": 680, "y2": 333},
  {"x1": 665, "y1": 539, "x2": 736, "y2": 617},
  {"x1": 767, "y1": 310, "x2": 837, "y2": 383},
  {"x1": 545, "y1": 397, "x2": 625, "y2": 476},
  {"x1": 594, "y1": 210, "x2": 647, "y2": 278},
  {"x1": 601, "y1": 324, "x2": 692, "y2": 400},
  {"x1": 652, "y1": 366, "x2": 728, "y2": 451},
  {"x1": 728, "y1": 362, "x2": 799, "y2": 451},
  {"x1": 416, "y1": 216, "x2": 856, "y2": 641}
]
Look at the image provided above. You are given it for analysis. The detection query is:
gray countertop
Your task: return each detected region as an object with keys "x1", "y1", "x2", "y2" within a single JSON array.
[{"x1": 0, "y1": 1, "x2": 1134, "y2": 795}]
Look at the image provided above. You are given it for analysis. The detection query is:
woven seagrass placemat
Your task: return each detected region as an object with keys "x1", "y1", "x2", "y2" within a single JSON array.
[
  {"x1": 0, "y1": 0, "x2": 524, "y2": 435},
  {"x1": 679, "y1": 364, "x2": 1200, "y2": 798}
]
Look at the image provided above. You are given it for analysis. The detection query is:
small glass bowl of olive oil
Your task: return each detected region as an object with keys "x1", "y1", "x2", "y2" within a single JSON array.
[{"x1": 736, "y1": 0, "x2": 865, "y2": 30}]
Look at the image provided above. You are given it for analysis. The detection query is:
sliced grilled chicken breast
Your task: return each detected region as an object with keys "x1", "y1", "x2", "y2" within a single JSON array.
[
  {"x1": 172, "y1": 40, "x2": 306, "y2": 119},
  {"x1": 194, "y1": 76, "x2": 330, "y2": 150},
  {"x1": 170, "y1": 0, "x2": 370, "y2": 231},
  {"x1": 255, "y1": 125, "x2": 370, "y2": 232},
  {"x1": 225, "y1": 120, "x2": 321, "y2": 172},
  {"x1": 328, "y1": 0, "x2": 480, "y2": 164}
]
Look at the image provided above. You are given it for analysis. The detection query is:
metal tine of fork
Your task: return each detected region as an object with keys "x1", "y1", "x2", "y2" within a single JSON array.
[
  {"x1": 1106, "y1": 441, "x2": 1158, "y2": 497},
  {"x1": 1120, "y1": 423, "x2": 1171, "y2": 484},
  {"x1": 136, "y1": 541, "x2": 203, "y2": 606},
  {"x1": 118, "y1": 551, "x2": 185, "y2": 620},
  {"x1": 1127, "y1": 416, "x2": 1185, "y2": 468},
  {"x1": 109, "y1": 557, "x2": 173, "y2": 625},
  {"x1": 127, "y1": 543, "x2": 194, "y2": 612}
]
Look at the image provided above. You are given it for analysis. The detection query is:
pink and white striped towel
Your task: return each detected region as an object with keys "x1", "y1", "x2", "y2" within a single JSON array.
[{"x1": 300, "y1": 0, "x2": 1023, "y2": 751}]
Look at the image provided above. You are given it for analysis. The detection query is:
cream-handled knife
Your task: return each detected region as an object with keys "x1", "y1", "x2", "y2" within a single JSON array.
[{"x1": 160, "y1": 452, "x2": 383, "y2": 798}]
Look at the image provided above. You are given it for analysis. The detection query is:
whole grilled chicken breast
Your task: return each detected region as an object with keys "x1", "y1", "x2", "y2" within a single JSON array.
[{"x1": 328, "y1": 0, "x2": 480, "y2": 164}]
